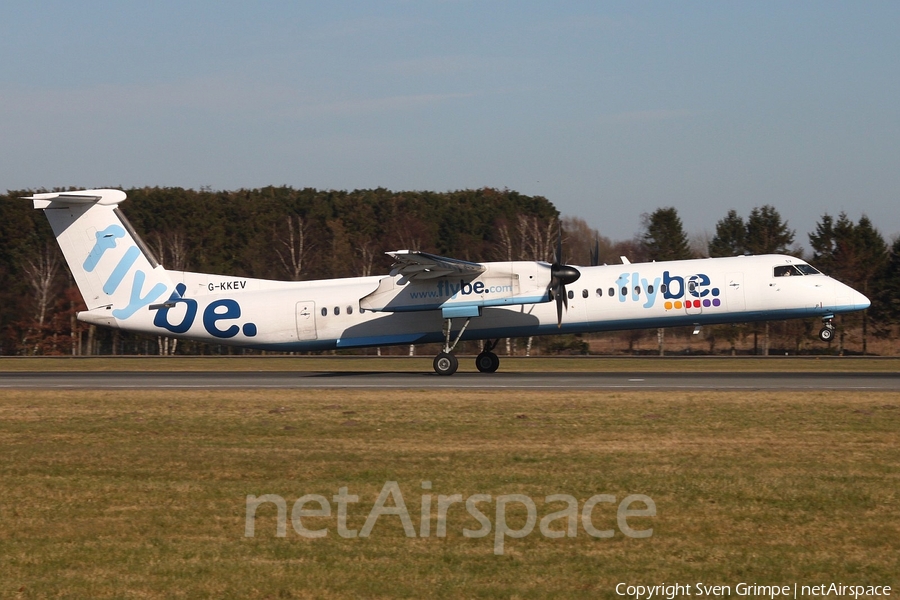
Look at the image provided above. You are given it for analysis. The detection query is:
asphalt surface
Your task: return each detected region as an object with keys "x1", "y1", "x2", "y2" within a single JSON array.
[{"x1": 2, "y1": 371, "x2": 900, "y2": 390}]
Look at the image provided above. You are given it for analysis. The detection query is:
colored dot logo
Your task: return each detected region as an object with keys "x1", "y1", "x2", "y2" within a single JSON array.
[{"x1": 664, "y1": 287, "x2": 721, "y2": 310}]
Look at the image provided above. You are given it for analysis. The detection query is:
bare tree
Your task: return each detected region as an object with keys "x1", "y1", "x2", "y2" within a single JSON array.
[
  {"x1": 356, "y1": 240, "x2": 380, "y2": 277},
  {"x1": 517, "y1": 215, "x2": 557, "y2": 261},
  {"x1": 22, "y1": 243, "x2": 61, "y2": 330},
  {"x1": 275, "y1": 215, "x2": 313, "y2": 281},
  {"x1": 493, "y1": 221, "x2": 515, "y2": 262},
  {"x1": 148, "y1": 230, "x2": 189, "y2": 271},
  {"x1": 561, "y1": 216, "x2": 616, "y2": 265},
  {"x1": 147, "y1": 231, "x2": 190, "y2": 355},
  {"x1": 391, "y1": 216, "x2": 429, "y2": 254},
  {"x1": 20, "y1": 244, "x2": 62, "y2": 354},
  {"x1": 515, "y1": 215, "x2": 559, "y2": 356},
  {"x1": 690, "y1": 230, "x2": 712, "y2": 259}
]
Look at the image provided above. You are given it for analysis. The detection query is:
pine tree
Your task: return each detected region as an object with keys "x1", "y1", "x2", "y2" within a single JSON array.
[
  {"x1": 845, "y1": 215, "x2": 887, "y2": 354},
  {"x1": 641, "y1": 207, "x2": 693, "y2": 261},
  {"x1": 745, "y1": 205, "x2": 794, "y2": 255},
  {"x1": 875, "y1": 236, "x2": 900, "y2": 330},
  {"x1": 708, "y1": 210, "x2": 746, "y2": 257},
  {"x1": 809, "y1": 212, "x2": 888, "y2": 353},
  {"x1": 808, "y1": 213, "x2": 837, "y2": 273}
]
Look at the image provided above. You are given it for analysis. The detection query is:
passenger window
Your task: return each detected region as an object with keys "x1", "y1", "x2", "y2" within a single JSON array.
[
  {"x1": 596, "y1": 288, "x2": 603, "y2": 297},
  {"x1": 661, "y1": 284, "x2": 667, "y2": 294},
  {"x1": 648, "y1": 284, "x2": 654, "y2": 294},
  {"x1": 582, "y1": 289, "x2": 588, "y2": 299},
  {"x1": 609, "y1": 287, "x2": 615, "y2": 297},
  {"x1": 634, "y1": 286, "x2": 641, "y2": 295},
  {"x1": 621, "y1": 287, "x2": 627, "y2": 296},
  {"x1": 321, "y1": 307, "x2": 327, "y2": 317},
  {"x1": 334, "y1": 306, "x2": 340, "y2": 316},
  {"x1": 567, "y1": 290, "x2": 574, "y2": 300},
  {"x1": 347, "y1": 306, "x2": 353, "y2": 315}
]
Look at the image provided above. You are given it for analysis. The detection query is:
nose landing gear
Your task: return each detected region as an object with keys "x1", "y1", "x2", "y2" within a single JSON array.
[
  {"x1": 433, "y1": 317, "x2": 471, "y2": 375},
  {"x1": 433, "y1": 352, "x2": 459, "y2": 376},
  {"x1": 819, "y1": 316, "x2": 835, "y2": 342}
]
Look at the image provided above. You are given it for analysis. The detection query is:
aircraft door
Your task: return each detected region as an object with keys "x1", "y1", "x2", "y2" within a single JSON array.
[
  {"x1": 725, "y1": 272, "x2": 745, "y2": 311},
  {"x1": 295, "y1": 301, "x2": 318, "y2": 341},
  {"x1": 684, "y1": 278, "x2": 703, "y2": 315},
  {"x1": 684, "y1": 296, "x2": 703, "y2": 315}
]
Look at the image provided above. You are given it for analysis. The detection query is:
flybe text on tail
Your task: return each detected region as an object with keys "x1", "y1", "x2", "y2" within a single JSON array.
[{"x1": 86, "y1": 224, "x2": 168, "y2": 319}]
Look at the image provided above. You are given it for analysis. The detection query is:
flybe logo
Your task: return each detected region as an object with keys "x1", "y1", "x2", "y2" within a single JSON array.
[
  {"x1": 617, "y1": 271, "x2": 722, "y2": 310},
  {"x1": 153, "y1": 284, "x2": 258, "y2": 339},
  {"x1": 85, "y1": 223, "x2": 258, "y2": 339},
  {"x1": 84, "y1": 225, "x2": 167, "y2": 319}
]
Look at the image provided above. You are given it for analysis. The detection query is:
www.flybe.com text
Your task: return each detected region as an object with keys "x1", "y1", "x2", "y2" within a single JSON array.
[{"x1": 408, "y1": 280, "x2": 515, "y2": 300}]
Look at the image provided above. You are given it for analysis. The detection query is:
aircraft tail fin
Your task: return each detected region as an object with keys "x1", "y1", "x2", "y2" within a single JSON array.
[{"x1": 27, "y1": 189, "x2": 173, "y2": 320}]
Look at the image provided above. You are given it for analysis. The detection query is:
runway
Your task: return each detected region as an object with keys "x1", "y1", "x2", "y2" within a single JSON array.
[{"x1": 2, "y1": 371, "x2": 900, "y2": 390}]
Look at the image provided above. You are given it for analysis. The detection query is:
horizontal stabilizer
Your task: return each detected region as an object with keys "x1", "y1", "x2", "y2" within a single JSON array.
[
  {"x1": 25, "y1": 189, "x2": 127, "y2": 209},
  {"x1": 30, "y1": 188, "x2": 172, "y2": 318}
]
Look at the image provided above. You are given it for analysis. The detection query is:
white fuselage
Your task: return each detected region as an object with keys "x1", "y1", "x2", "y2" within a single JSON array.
[{"x1": 77, "y1": 254, "x2": 870, "y2": 351}]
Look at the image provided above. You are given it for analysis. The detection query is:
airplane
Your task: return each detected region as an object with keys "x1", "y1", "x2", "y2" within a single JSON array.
[{"x1": 27, "y1": 189, "x2": 871, "y2": 375}]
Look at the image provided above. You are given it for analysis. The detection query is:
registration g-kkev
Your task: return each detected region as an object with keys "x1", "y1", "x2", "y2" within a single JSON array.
[{"x1": 28, "y1": 189, "x2": 871, "y2": 374}]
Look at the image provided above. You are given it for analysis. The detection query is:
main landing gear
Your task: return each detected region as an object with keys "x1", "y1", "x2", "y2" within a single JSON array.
[
  {"x1": 432, "y1": 317, "x2": 500, "y2": 376},
  {"x1": 475, "y1": 340, "x2": 500, "y2": 373},
  {"x1": 819, "y1": 317, "x2": 835, "y2": 342}
]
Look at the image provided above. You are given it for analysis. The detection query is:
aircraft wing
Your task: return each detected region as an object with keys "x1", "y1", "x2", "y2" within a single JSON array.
[{"x1": 387, "y1": 250, "x2": 486, "y2": 283}]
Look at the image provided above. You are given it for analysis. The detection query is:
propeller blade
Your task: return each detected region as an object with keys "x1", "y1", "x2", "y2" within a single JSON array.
[
  {"x1": 548, "y1": 222, "x2": 580, "y2": 327},
  {"x1": 555, "y1": 224, "x2": 563, "y2": 265},
  {"x1": 556, "y1": 287, "x2": 564, "y2": 327}
]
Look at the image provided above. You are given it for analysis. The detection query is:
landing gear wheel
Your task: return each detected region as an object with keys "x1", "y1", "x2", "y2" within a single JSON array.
[
  {"x1": 433, "y1": 352, "x2": 459, "y2": 376},
  {"x1": 475, "y1": 351, "x2": 500, "y2": 373},
  {"x1": 819, "y1": 326, "x2": 834, "y2": 342}
]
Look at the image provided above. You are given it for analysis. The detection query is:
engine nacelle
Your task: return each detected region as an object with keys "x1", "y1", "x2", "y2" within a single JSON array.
[{"x1": 360, "y1": 261, "x2": 552, "y2": 312}]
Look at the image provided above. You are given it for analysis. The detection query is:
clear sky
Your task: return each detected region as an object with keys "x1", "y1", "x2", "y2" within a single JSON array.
[{"x1": 2, "y1": 1, "x2": 898, "y2": 250}]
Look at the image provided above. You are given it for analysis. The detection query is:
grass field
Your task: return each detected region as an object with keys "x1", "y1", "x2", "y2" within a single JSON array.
[
  {"x1": 1, "y1": 387, "x2": 898, "y2": 599},
  {"x1": 2, "y1": 355, "x2": 900, "y2": 373}
]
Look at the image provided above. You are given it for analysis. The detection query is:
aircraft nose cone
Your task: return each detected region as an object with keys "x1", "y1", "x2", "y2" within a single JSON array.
[{"x1": 854, "y1": 290, "x2": 871, "y2": 310}]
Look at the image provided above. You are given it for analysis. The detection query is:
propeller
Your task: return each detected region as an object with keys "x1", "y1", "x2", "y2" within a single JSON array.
[
  {"x1": 549, "y1": 225, "x2": 580, "y2": 327},
  {"x1": 590, "y1": 237, "x2": 600, "y2": 267}
]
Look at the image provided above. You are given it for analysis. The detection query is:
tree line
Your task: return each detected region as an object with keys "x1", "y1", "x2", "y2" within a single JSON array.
[
  {"x1": 1, "y1": 187, "x2": 897, "y2": 355},
  {"x1": 633, "y1": 205, "x2": 899, "y2": 354},
  {"x1": 0, "y1": 186, "x2": 557, "y2": 355}
]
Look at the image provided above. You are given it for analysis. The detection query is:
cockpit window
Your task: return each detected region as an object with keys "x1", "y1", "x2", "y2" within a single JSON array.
[
  {"x1": 774, "y1": 265, "x2": 801, "y2": 277},
  {"x1": 774, "y1": 264, "x2": 820, "y2": 277}
]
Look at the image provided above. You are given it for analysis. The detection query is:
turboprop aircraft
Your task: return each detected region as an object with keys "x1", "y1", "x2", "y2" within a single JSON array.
[{"x1": 28, "y1": 189, "x2": 870, "y2": 375}]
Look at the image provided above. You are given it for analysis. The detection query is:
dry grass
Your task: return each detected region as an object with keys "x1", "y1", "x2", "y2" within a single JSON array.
[
  {"x1": 1, "y1": 389, "x2": 898, "y2": 598},
  {"x1": 2, "y1": 355, "x2": 900, "y2": 373}
]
